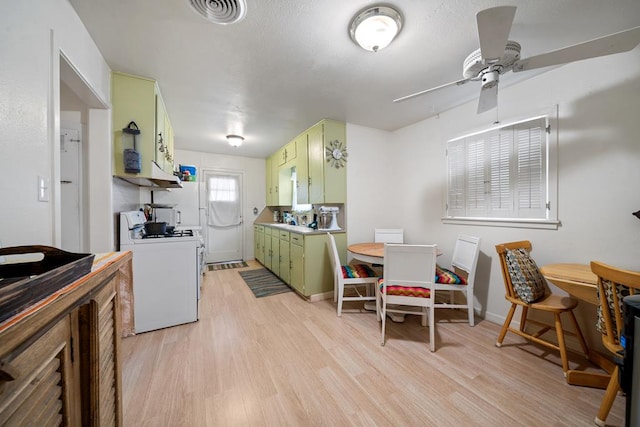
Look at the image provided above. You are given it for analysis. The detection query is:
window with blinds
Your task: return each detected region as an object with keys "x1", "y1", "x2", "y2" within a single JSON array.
[{"x1": 445, "y1": 116, "x2": 551, "y2": 222}]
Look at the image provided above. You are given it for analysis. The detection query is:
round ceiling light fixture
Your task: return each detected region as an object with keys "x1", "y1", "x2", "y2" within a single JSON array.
[
  {"x1": 226, "y1": 134, "x2": 244, "y2": 147},
  {"x1": 349, "y1": 5, "x2": 403, "y2": 52}
]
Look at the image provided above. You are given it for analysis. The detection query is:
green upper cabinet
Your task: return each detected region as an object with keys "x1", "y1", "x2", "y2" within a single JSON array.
[
  {"x1": 278, "y1": 139, "x2": 297, "y2": 166},
  {"x1": 155, "y1": 94, "x2": 174, "y2": 174},
  {"x1": 265, "y1": 119, "x2": 346, "y2": 207},
  {"x1": 295, "y1": 133, "x2": 309, "y2": 204},
  {"x1": 266, "y1": 155, "x2": 273, "y2": 205},
  {"x1": 112, "y1": 72, "x2": 175, "y2": 179},
  {"x1": 310, "y1": 119, "x2": 346, "y2": 204}
]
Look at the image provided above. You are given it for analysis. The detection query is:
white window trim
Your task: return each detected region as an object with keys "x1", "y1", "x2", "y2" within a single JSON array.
[{"x1": 442, "y1": 107, "x2": 559, "y2": 230}]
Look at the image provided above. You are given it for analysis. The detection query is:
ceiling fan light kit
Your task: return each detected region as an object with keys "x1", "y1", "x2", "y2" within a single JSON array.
[
  {"x1": 393, "y1": 5, "x2": 640, "y2": 115},
  {"x1": 350, "y1": 5, "x2": 403, "y2": 52}
]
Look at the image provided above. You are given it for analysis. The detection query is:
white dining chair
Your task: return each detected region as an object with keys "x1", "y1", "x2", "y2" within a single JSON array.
[
  {"x1": 376, "y1": 243, "x2": 438, "y2": 352},
  {"x1": 434, "y1": 234, "x2": 481, "y2": 326},
  {"x1": 374, "y1": 228, "x2": 404, "y2": 244},
  {"x1": 327, "y1": 233, "x2": 379, "y2": 316}
]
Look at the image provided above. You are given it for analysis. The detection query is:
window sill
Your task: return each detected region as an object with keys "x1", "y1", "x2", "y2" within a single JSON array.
[{"x1": 442, "y1": 217, "x2": 560, "y2": 230}]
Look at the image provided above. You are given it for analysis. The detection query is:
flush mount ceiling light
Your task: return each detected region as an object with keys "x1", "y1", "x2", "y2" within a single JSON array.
[
  {"x1": 349, "y1": 5, "x2": 403, "y2": 52},
  {"x1": 189, "y1": 0, "x2": 247, "y2": 25},
  {"x1": 226, "y1": 134, "x2": 244, "y2": 147}
]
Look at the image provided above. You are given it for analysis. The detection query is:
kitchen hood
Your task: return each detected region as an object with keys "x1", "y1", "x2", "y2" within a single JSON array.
[{"x1": 116, "y1": 161, "x2": 183, "y2": 189}]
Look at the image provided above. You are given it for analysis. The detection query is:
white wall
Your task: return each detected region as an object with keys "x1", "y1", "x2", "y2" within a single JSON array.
[
  {"x1": 345, "y1": 124, "x2": 397, "y2": 244},
  {"x1": 172, "y1": 149, "x2": 266, "y2": 260},
  {"x1": 346, "y1": 49, "x2": 640, "y2": 346},
  {"x1": 0, "y1": 1, "x2": 111, "y2": 248}
]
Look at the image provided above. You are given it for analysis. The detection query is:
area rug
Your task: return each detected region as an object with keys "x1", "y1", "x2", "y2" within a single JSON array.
[
  {"x1": 208, "y1": 261, "x2": 248, "y2": 271},
  {"x1": 238, "y1": 268, "x2": 292, "y2": 298}
]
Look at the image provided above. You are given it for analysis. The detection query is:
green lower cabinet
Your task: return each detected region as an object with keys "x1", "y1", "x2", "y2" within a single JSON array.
[
  {"x1": 264, "y1": 227, "x2": 272, "y2": 268},
  {"x1": 255, "y1": 225, "x2": 265, "y2": 264},
  {"x1": 289, "y1": 238, "x2": 304, "y2": 294},
  {"x1": 254, "y1": 225, "x2": 345, "y2": 298},
  {"x1": 289, "y1": 232, "x2": 346, "y2": 298},
  {"x1": 279, "y1": 231, "x2": 290, "y2": 284},
  {"x1": 270, "y1": 234, "x2": 280, "y2": 276}
]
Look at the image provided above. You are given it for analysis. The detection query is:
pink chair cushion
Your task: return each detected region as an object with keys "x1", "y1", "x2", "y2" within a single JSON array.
[
  {"x1": 435, "y1": 266, "x2": 467, "y2": 284},
  {"x1": 342, "y1": 264, "x2": 378, "y2": 279},
  {"x1": 378, "y1": 278, "x2": 431, "y2": 298}
]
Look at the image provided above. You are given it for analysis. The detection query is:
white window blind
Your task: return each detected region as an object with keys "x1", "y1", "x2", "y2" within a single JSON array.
[{"x1": 446, "y1": 116, "x2": 549, "y2": 222}]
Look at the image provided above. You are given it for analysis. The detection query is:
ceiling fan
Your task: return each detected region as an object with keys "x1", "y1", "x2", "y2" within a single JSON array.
[{"x1": 393, "y1": 6, "x2": 640, "y2": 114}]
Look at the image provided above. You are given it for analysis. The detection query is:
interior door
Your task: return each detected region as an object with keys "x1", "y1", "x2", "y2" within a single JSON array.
[
  {"x1": 203, "y1": 170, "x2": 244, "y2": 263},
  {"x1": 60, "y1": 128, "x2": 82, "y2": 252}
]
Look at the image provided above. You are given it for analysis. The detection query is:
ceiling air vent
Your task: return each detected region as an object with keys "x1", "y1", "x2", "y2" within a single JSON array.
[{"x1": 189, "y1": 0, "x2": 247, "y2": 25}]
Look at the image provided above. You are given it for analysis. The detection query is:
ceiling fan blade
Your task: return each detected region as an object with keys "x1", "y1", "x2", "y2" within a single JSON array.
[
  {"x1": 513, "y1": 25, "x2": 640, "y2": 72},
  {"x1": 476, "y1": 6, "x2": 517, "y2": 61},
  {"x1": 477, "y1": 84, "x2": 498, "y2": 114},
  {"x1": 393, "y1": 78, "x2": 471, "y2": 103}
]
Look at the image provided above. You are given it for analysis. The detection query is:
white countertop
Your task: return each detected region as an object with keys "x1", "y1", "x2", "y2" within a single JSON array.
[{"x1": 257, "y1": 223, "x2": 344, "y2": 235}]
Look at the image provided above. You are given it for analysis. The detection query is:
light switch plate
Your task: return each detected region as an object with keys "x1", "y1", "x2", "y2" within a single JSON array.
[{"x1": 38, "y1": 175, "x2": 49, "y2": 202}]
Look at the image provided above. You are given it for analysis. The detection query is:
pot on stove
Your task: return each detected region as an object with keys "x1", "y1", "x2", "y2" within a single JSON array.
[{"x1": 144, "y1": 221, "x2": 167, "y2": 236}]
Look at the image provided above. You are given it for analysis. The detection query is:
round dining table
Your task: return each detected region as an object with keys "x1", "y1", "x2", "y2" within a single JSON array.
[
  {"x1": 347, "y1": 242, "x2": 385, "y2": 264},
  {"x1": 348, "y1": 242, "x2": 443, "y2": 264},
  {"x1": 347, "y1": 242, "x2": 442, "y2": 322},
  {"x1": 539, "y1": 263, "x2": 598, "y2": 305}
]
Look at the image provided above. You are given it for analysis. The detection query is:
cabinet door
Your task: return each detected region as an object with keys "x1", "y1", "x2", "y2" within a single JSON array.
[
  {"x1": 78, "y1": 275, "x2": 122, "y2": 427},
  {"x1": 295, "y1": 133, "x2": 309, "y2": 204},
  {"x1": 111, "y1": 73, "x2": 156, "y2": 177},
  {"x1": 307, "y1": 124, "x2": 325, "y2": 204},
  {"x1": 290, "y1": 234, "x2": 304, "y2": 294},
  {"x1": 264, "y1": 228, "x2": 273, "y2": 269},
  {"x1": 285, "y1": 139, "x2": 297, "y2": 162},
  {"x1": 265, "y1": 156, "x2": 273, "y2": 205},
  {"x1": 270, "y1": 153, "x2": 280, "y2": 205},
  {"x1": 255, "y1": 227, "x2": 265, "y2": 264},
  {"x1": 277, "y1": 165, "x2": 293, "y2": 206},
  {"x1": 271, "y1": 234, "x2": 280, "y2": 276},
  {"x1": 254, "y1": 226, "x2": 261, "y2": 261},
  {"x1": 279, "y1": 231, "x2": 291, "y2": 284},
  {"x1": 322, "y1": 121, "x2": 347, "y2": 203},
  {"x1": 155, "y1": 93, "x2": 166, "y2": 170},
  {"x1": 0, "y1": 314, "x2": 76, "y2": 426},
  {"x1": 163, "y1": 111, "x2": 174, "y2": 173},
  {"x1": 277, "y1": 147, "x2": 287, "y2": 166}
]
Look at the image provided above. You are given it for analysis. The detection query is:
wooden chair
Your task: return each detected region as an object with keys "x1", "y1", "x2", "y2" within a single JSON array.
[
  {"x1": 434, "y1": 234, "x2": 481, "y2": 326},
  {"x1": 495, "y1": 241, "x2": 589, "y2": 376},
  {"x1": 590, "y1": 261, "x2": 640, "y2": 427},
  {"x1": 376, "y1": 244, "x2": 438, "y2": 352},
  {"x1": 326, "y1": 233, "x2": 379, "y2": 317}
]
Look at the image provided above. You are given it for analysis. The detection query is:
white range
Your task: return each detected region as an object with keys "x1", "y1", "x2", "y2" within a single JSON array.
[{"x1": 119, "y1": 211, "x2": 204, "y2": 333}]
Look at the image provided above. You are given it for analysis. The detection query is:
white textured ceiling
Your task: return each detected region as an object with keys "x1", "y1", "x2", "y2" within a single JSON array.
[{"x1": 69, "y1": 0, "x2": 640, "y2": 159}]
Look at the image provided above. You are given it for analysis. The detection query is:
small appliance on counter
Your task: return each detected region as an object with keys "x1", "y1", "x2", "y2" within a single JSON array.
[
  {"x1": 318, "y1": 206, "x2": 340, "y2": 231},
  {"x1": 154, "y1": 206, "x2": 181, "y2": 227}
]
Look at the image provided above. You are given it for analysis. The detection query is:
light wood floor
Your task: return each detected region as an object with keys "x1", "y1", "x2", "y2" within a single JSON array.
[{"x1": 121, "y1": 260, "x2": 625, "y2": 426}]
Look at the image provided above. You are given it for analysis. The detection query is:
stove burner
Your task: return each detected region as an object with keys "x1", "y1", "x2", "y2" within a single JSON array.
[{"x1": 142, "y1": 229, "x2": 194, "y2": 239}]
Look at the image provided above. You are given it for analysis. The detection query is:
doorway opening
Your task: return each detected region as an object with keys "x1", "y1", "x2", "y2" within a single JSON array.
[{"x1": 58, "y1": 53, "x2": 108, "y2": 252}]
